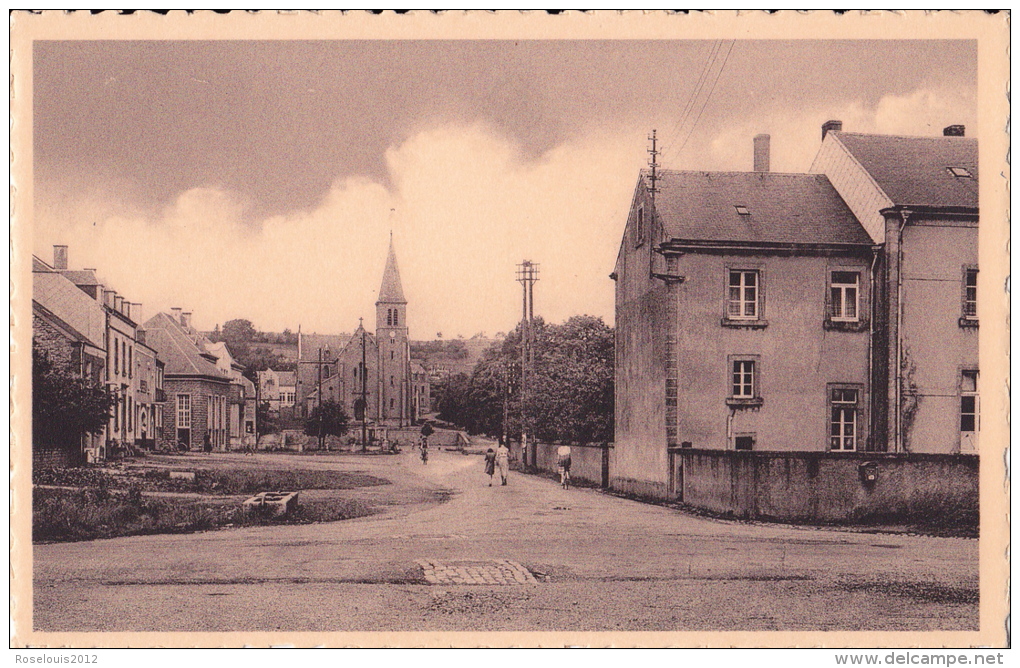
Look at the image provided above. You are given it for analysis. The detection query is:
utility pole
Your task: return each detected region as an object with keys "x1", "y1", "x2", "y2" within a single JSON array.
[
  {"x1": 298, "y1": 349, "x2": 337, "y2": 451},
  {"x1": 516, "y1": 260, "x2": 539, "y2": 469},
  {"x1": 360, "y1": 318, "x2": 368, "y2": 451},
  {"x1": 647, "y1": 128, "x2": 661, "y2": 206}
]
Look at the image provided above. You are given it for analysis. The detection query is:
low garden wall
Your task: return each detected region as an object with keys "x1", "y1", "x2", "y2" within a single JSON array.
[
  {"x1": 671, "y1": 449, "x2": 978, "y2": 525},
  {"x1": 525, "y1": 441, "x2": 612, "y2": 487}
]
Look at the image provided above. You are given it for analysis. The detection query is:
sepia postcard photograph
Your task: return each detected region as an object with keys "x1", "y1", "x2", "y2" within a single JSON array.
[{"x1": 9, "y1": 10, "x2": 1010, "y2": 651}]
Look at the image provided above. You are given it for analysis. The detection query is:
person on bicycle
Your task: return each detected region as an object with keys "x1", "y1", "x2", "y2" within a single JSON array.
[{"x1": 419, "y1": 422, "x2": 434, "y2": 465}]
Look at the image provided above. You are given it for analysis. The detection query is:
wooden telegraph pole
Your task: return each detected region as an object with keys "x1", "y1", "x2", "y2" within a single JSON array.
[{"x1": 516, "y1": 260, "x2": 539, "y2": 469}]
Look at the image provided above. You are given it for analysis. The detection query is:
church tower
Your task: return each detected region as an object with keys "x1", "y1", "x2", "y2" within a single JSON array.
[{"x1": 375, "y1": 235, "x2": 411, "y2": 426}]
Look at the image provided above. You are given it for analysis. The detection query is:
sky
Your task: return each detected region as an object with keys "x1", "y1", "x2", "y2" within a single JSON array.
[{"x1": 32, "y1": 40, "x2": 977, "y2": 338}]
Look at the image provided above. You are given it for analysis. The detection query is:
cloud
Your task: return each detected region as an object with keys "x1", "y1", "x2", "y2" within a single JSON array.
[
  {"x1": 33, "y1": 124, "x2": 646, "y2": 338},
  {"x1": 694, "y1": 86, "x2": 976, "y2": 174}
]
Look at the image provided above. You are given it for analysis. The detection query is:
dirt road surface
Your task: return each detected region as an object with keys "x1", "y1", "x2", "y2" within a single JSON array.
[{"x1": 32, "y1": 449, "x2": 978, "y2": 633}]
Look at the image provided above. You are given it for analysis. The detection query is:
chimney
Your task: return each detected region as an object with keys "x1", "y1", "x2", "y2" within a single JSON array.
[
  {"x1": 104, "y1": 290, "x2": 117, "y2": 308},
  {"x1": 753, "y1": 134, "x2": 770, "y2": 172},
  {"x1": 52, "y1": 245, "x2": 68, "y2": 271},
  {"x1": 943, "y1": 124, "x2": 965, "y2": 137},
  {"x1": 122, "y1": 301, "x2": 131, "y2": 320},
  {"x1": 132, "y1": 303, "x2": 143, "y2": 324},
  {"x1": 822, "y1": 119, "x2": 843, "y2": 140},
  {"x1": 114, "y1": 295, "x2": 123, "y2": 314},
  {"x1": 181, "y1": 311, "x2": 192, "y2": 329},
  {"x1": 171, "y1": 307, "x2": 182, "y2": 324}
]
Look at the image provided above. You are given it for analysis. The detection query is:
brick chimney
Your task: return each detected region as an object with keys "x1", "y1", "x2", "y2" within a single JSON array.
[
  {"x1": 122, "y1": 301, "x2": 131, "y2": 320},
  {"x1": 171, "y1": 307, "x2": 182, "y2": 324},
  {"x1": 132, "y1": 303, "x2": 143, "y2": 323},
  {"x1": 822, "y1": 119, "x2": 843, "y2": 140},
  {"x1": 105, "y1": 290, "x2": 117, "y2": 308},
  {"x1": 943, "y1": 124, "x2": 965, "y2": 137},
  {"x1": 52, "y1": 245, "x2": 68, "y2": 271},
  {"x1": 181, "y1": 311, "x2": 192, "y2": 329},
  {"x1": 753, "y1": 134, "x2": 770, "y2": 172},
  {"x1": 114, "y1": 295, "x2": 124, "y2": 314}
]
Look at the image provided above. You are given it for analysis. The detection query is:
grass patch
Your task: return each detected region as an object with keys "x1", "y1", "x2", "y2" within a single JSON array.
[
  {"x1": 33, "y1": 486, "x2": 373, "y2": 543},
  {"x1": 34, "y1": 466, "x2": 388, "y2": 496}
]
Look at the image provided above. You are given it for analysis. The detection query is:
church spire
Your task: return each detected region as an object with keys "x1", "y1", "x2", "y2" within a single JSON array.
[{"x1": 376, "y1": 236, "x2": 406, "y2": 305}]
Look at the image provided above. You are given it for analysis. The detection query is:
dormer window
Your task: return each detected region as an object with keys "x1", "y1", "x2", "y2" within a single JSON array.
[
  {"x1": 634, "y1": 206, "x2": 645, "y2": 247},
  {"x1": 947, "y1": 167, "x2": 972, "y2": 178},
  {"x1": 734, "y1": 205, "x2": 750, "y2": 216}
]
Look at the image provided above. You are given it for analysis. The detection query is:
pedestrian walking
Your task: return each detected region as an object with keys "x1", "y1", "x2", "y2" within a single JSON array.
[
  {"x1": 496, "y1": 439, "x2": 510, "y2": 486},
  {"x1": 484, "y1": 448, "x2": 497, "y2": 486},
  {"x1": 556, "y1": 444, "x2": 572, "y2": 489}
]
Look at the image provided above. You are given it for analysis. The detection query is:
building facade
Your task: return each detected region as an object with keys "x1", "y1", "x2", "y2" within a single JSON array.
[
  {"x1": 612, "y1": 123, "x2": 979, "y2": 499},
  {"x1": 143, "y1": 310, "x2": 233, "y2": 451},
  {"x1": 296, "y1": 238, "x2": 427, "y2": 430}
]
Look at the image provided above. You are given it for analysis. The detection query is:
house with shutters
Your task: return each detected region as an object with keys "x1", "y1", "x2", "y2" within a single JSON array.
[{"x1": 611, "y1": 121, "x2": 979, "y2": 518}]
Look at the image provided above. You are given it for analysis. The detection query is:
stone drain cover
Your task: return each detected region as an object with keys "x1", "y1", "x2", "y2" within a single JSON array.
[{"x1": 417, "y1": 559, "x2": 538, "y2": 585}]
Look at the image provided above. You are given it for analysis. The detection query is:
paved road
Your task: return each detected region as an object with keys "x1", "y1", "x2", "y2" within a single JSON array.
[{"x1": 33, "y1": 448, "x2": 978, "y2": 633}]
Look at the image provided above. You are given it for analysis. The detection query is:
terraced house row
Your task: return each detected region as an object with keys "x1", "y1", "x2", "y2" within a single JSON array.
[
  {"x1": 32, "y1": 248, "x2": 257, "y2": 465},
  {"x1": 612, "y1": 121, "x2": 979, "y2": 520}
]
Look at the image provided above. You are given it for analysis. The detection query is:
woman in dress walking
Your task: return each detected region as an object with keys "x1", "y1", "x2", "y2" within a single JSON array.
[
  {"x1": 484, "y1": 448, "x2": 497, "y2": 486},
  {"x1": 495, "y1": 439, "x2": 510, "y2": 486}
]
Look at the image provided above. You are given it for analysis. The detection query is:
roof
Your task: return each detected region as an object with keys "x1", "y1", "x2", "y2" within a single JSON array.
[
  {"x1": 833, "y1": 132, "x2": 978, "y2": 209},
  {"x1": 60, "y1": 270, "x2": 101, "y2": 286},
  {"x1": 650, "y1": 170, "x2": 873, "y2": 246},
  {"x1": 143, "y1": 312, "x2": 228, "y2": 379},
  {"x1": 33, "y1": 271, "x2": 107, "y2": 349},
  {"x1": 376, "y1": 237, "x2": 407, "y2": 304},
  {"x1": 299, "y1": 333, "x2": 351, "y2": 361}
]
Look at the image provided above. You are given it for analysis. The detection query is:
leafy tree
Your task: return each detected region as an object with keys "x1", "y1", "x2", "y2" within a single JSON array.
[
  {"x1": 33, "y1": 348, "x2": 116, "y2": 450},
  {"x1": 256, "y1": 401, "x2": 279, "y2": 436},
  {"x1": 221, "y1": 319, "x2": 257, "y2": 344},
  {"x1": 304, "y1": 400, "x2": 350, "y2": 439},
  {"x1": 434, "y1": 316, "x2": 613, "y2": 443}
]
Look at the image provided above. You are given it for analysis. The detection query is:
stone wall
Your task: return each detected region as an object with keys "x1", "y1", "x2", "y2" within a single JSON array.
[{"x1": 672, "y1": 449, "x2": 978, "y2": 523}]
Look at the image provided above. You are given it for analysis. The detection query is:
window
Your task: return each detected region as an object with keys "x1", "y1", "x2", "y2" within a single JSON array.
[
  {"x1": 390, "y1": 397, "x2": 395, "y2": 409},
  {"x1": 393, "y1": 310, "x2": 399, "y2": 327},
  {"x1": 176, "y1": 394, "x2": 191, "y2": 429},
  {"x1": 391, "y1": 350, "x2": 395, "y2": 360},
  {"x1": 829, "y1": 388, "x2": 859, "y2": 451},
  {"x1": 960, "y1": 371, "x2": 979, "y2": 433},
  {"x1": 727, "y1": 270, "x2": 759, "y2": 320},
  {"x1": 963, "y1": 269, "x2": 978, "y2": 319},
  {"x1": 732, "y1": 360, "x2": 755, "y2": 398},
  {"x1": 386, "y1": 308, "x2": 393, "y2": 327},
  {"x1": 830, "y1": 271, "x2": 860, "y2": 322},
  {"x1": 947, "y1": 166, "x2": 972, "y2": 178},
  {"x1": 128, "y1": 345, "x2": 133, "y2": 378},
  {"x1": 390, "y1": 375, "x2": 395, "y2": 387},
  {"x1": 734, "y1": 434, "x2": 755, "y2": 450},
  {"x1": 734, "y1": 205, "x2": 750, "y2": 216},
  {"x1": 114, "y1": 338, "x2": 119, "y2": 375}
]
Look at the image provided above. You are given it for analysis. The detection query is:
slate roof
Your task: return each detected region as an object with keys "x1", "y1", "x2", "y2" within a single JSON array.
[
  {"x1": 299, "y1": 333, "x2": 351, "y2": 361},
  {"x1": 833, "y1": 132, "x2": 978, "y2": 209},
  {"x1": 377, "y1": 237, "x2": 407, "y2": 303},
  {"x1": 650, "y1": 170, "x2": 873, "y2": 246},
  {"x1": 33, "y1": 271, "x2": 107, "y2": 349},
  {"x1": 60, "y1": 270, "x2": 101, "y2": 287},
  {"x1": 143, "y1": 312, "x2": 228, "y2": 379}
]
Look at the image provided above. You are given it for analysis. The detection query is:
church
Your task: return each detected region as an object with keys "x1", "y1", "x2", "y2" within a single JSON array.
[{"x1": 294, "y1": 237, "x2": 429, "y2": 429}]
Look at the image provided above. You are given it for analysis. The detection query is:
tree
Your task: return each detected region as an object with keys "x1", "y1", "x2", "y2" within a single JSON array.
[
  {"x1": 221, "y1": 319, "x2": 257, "y2": 344},
  {"x1": 434, "y1": 316, "x2": 614, "y2": 444},
  {"x1": 33, "y1": 348, "x2": 116, "y2": 451},
  {"x1": 256, "y1": 401, "x2": 279, "y2": 436},
  {"x1": 304, "y1": 400, "x2": 350, "y2": 442}
]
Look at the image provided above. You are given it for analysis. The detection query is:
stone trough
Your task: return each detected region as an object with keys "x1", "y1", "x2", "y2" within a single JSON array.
[{"x1": 242, "y1": 491, "x2": 300, "y2": 517}]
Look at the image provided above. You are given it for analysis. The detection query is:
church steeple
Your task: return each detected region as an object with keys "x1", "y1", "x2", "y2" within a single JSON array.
[{"x1": 376, "y1": 235, "x2": 406, "y2": 306}]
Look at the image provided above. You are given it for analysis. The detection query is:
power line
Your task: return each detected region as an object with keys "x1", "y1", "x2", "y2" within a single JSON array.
[
  {"x1": 663, "y1": 40, "x2": 722, "y2": 151},
  {"x1": 668, "y1": 40, "x2": 737, "y2": 164}
]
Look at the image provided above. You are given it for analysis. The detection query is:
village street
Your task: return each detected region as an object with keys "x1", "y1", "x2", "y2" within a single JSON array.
[{"x1": 33, "y1": 448, "x2": 979, "y2": 634}]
